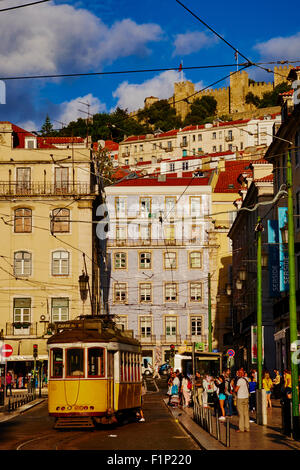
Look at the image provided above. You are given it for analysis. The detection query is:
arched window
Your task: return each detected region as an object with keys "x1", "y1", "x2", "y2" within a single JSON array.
[
  {"x1": 14, "y1": 208, "x2": 32, "y2": 233},
  {"x1": 14, "y1": 251, "x2": 32, "y2": 276},
  {"x1": 51, "y1": 208, "x2": 70, "y2": 233},
  {"x1": 52, "y1": 250, "x2": 69, "y2": 275}
]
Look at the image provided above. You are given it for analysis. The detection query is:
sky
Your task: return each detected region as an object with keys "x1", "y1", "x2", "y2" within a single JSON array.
[{"x1": 0, "y1": 0, "x2": 299, "y2": 132}]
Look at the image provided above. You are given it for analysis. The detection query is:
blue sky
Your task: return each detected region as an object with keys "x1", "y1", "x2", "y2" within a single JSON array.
[{"x1": 0, "y1": 0, "x2": 299, "y2": 132}]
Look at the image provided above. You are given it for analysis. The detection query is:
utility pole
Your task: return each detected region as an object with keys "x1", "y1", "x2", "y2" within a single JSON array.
[
  {"x1": 255, "y1": 217, "x2": 263, "y2": 390},
  {"x1": 287, "y1": 148, "x2": 299, "y2": 435},
  {"x1": 208, "y1": 273, "x2": 212, "y2": 352}
]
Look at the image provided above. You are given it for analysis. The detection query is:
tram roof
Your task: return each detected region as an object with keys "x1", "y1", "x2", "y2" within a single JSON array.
[{"x1": 47, "y1": 318, "x2": 140, "y2": 347}]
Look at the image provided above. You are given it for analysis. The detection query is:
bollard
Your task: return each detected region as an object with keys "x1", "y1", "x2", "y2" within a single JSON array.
[
  {"x1": 226, "y1": 418, "x2": 230, "y2": 447},
  {"x1": 216, "y1": 412, "x2": 220, "y2": 441}
]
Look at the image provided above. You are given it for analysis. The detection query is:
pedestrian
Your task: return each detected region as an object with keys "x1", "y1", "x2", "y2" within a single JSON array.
[
  {"x1": 215, "y1": 375, "x2": 226, "y2": 420},
  {"x1": 249, "y1": 371, "x2": 257, "y2": 412},
  {"x1": 224, "y1": 368, "x2": 233, "y2": 417},
  {"x1": 234, "y1": 368, "x2": 250, "y2": 432},
  {"x1": 263, "y1": 371, "x2": 273, "y2": 408},
  {"x1": 152, "y1": 362, "x2": 160, "y2": 380},
  {"x1": 283, "y1": 369, "x2": 292, "y2": 396},
  {"x1": 17, "y1": 373, "x2": 24, "y2": 389},
  {"x1": 202, "y1": 374, "x2": 215, "y2": 408},
  {"x1": 272, "y1": 369, "x2": 282, "y2": 399},
  {"x1": 6, "y1": 372, "x2": 12, "y2": 396},
  {"x1": 181, "y1": 374, "x2": 192, "y2": 408},
  {"x1": 138, "y1": 381, "x2": 146, "y2": 422},
  {"x1": 194, "y1": 371, "x2": 203, "y2": 405},
  {"x1": 167, "y1": 373, "x2": 174, "y2": 404}
]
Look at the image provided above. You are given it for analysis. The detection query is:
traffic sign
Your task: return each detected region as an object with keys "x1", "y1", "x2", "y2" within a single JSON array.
[
  {"x1": 227, "y1": 349, "x2": 235, "y2": 357},
  {"x1": 1, "y1": 344, "x2": 13, "y2": 358}
]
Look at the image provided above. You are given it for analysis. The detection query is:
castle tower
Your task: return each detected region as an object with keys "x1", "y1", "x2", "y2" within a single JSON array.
[
  {"x1": 274, "y1": 65, "x2": 294, "y2": 87},
  {"x1": 229, "y1": 70, "x2": 249, "y2": 114},
  {"x1": 173, "y1": 81, "x2": 195, "y2": 120}
]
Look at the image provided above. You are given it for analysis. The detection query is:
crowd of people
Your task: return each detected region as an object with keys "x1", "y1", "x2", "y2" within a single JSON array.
[{"x1": 166, "y1": 367, "x2": 294, "y2": 432}]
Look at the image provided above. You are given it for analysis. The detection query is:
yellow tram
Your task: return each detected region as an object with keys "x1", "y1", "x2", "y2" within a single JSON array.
[{"x1": 47, "y1": 316, "x2": 142, "y2": 429}]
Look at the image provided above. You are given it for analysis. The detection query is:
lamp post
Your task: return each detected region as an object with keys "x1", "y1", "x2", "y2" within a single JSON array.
[
  {"x1": 208, "y1": 273, "x2": 212, "y2": 352},
  {"x1": 286, "y1": 148, "x2": 299, "y2": 434},
  {"x1": 255, "y1": 217, "x2": 263, "y2": 390}
]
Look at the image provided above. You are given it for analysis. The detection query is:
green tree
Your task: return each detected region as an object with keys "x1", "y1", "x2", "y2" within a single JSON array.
[
  {"x1": 258, "y1": 82, "x2": 291, "y2": 108},
  {"x1": 183, "y1": 96, "x2": 217, "y2": 126},
  {"x1": 137, "y1": 99, "x2": 182, "y2": 131},
  {"x1": 245, "y1": 92, "x2": 261, "y2": 108},
  {"x1": 40, "y1": 114, "x2": 56, "y2": 136}
]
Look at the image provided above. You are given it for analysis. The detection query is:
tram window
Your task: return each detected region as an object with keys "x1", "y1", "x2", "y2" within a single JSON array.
[
  {"x1": 88, "y1": 348, "x2": 105, "y2": 377},
  {"x1": 52, "y1": 348, "x2": 63, "y2": 378},
  {"x1": 120, "y1": 353, "x2": 124, "y2": 382},
  {"x1": 66, "y1": 348, "x2": 84, "y2": 377}
]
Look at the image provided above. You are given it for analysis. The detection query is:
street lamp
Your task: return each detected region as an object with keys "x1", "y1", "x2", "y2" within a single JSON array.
[
  {"x1": 239, "y1": 269, "x2": 247, "y2": 281},
  {"x1": 226, "y1": 284, "x2": 232, "y2": 296},
  {"x1": 235, "y1": 279, "x2": 243, "y2": 290},
  {"x1": 79, "y1": 271, "x2": 89, "y2": 315}
]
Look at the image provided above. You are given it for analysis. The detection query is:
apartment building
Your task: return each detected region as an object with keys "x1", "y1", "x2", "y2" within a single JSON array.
[
  {"x1": 118, "y1": 113, "x2": 281, "y2": 167},
  {"x1": 0, "y1": 122, "x2": 101, "y2": 380},
  {"x1": 104, "y1": 173, "x2": 213, "y2": 365}
]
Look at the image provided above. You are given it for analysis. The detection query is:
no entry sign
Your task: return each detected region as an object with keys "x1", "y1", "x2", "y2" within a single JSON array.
[{"x1": 1, "y1": 344, "x2": 13, "y2": 358}]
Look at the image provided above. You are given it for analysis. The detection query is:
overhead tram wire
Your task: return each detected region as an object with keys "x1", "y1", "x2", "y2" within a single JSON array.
[{"x1": 0, "y1": 0, "x2": 51, "y2": 12}]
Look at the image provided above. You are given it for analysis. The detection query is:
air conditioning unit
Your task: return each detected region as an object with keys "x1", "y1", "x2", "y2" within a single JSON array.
[{"x1": 40, "y1": 314, "x2": 50, "y2": 322}]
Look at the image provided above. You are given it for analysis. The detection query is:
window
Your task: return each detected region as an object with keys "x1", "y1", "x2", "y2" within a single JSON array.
[
  {"x1": 51, "y1": 298, "x2": 69, "y2": 322},
  {"x1": 170, "y1": 162, "x2": 175, "y2": 171},
  {"x1": 191, "y1": 225, "x2": 201, "y2": 243},
  {"x1": 165, "y1": 283, "x2": 177, "y2": 302},
  {"x1": 190, "y1": 197, "x2": 201, "y2": 216},
  {"x1": 139, "y1": 144, "x2": 144, "y2": 152},
  {"x1": 189, "y1": 251, "x2": 202, "y2": 268},
  {"x1": 212, "y1": 146, "x2": 217, "y2": 152},
  {"x1": 165, "y1": 196, "x2": 176, "y2": 217},
  {"x1": 51, "y1": 348, "x2": 63, "y2": 378},
  {"x1": 139, "y1": 283, "x2": 152, "y2": 302},
  {"x1": 191, "y1": 316, "x2": 202, "y2": 336},
  {"x1": 140, "y1": 197, "x2": 151, "y2": 216},
  {"x1": 51, "y1": 208, "x2": 70, "y2": 233},
  {"x1": 139, "y1": 252, "x2": 151, "y2": 269},
  {"x1": 115, "y1": 197, "x2": 126, "y2": 217},
  {"x1": 153, "y1": 143, "x2": 156, "y2": 150},
  {"x1": 88, "y1": 348, "x2": 105, "y2": 377},
  {"x1": 140, "y1": 316, "x2": 152, "y2": 338},
  {"x1": 14, "y1": 208, "x2": 32, "y2": 233},
  {"x1": 212, "y1": 132, "x2": 216, "y2": 140},
  {"x1": 134, "y1": 145, "x2": 137, "y2": 153},
  {"x1": 164, "y1": 252, "x2": 177, "y2": 269},
  {"x1": 114, "y1": 252, "x2": 127, "y2": 269},
  {"x1": 182, "y1": 136, "x2": 187, "y2": 146},
  {"x1": 228, "y1": 130, "x2": 233, "y2": 140},
  {"x1": 167, "y1": 141, "x2": 172, "y2": 150},
  {"x1": 125, "y1": 159, "x2": 129, "y2": 165},
  {"x1": 116, "y1": 315, "x2": 128, "y2": 331},
  {"x1": 14, "y1": 251, "x2": 31, "y2": 277},
  {"x1": 240, "y1": 142, "x2": 243, "y2": 150},
  {"x1": 55, "y1": 167, "x2": 69, "y2": 192},
  {"x1": 25, "y1": 138, "x2": 36, "y2": 149},
  {"x1": 165, "y1": 316, "x2": 177, "y2": 337},
  {"x1": 16, "y1": 168, "x2": 31, "y2": 193},
  {"x1": 140, "y1": 223, "x2": 151, "y2": 241},
  {"x1": 164, "y1": 224, "x2": 175, "y2": 243},
  {"x1": 190, "y1": 282, "x2": 202, "y2": 302},
  {"x1": 67, "y1": 348, "x2": 84, "y2": 377},
  {"x1": 228, "y1": 144, "x2": 232, "y2": 151},
  {"x1": 219, "y1": 145, "x2": 222, "y2": 152},
  {"x1": 182, "y1": 161, "x2": 189, "y2": 170},
  {"x1": 52, "y1": 251, "x2": 69, "y2": 275},
  {"x1": 198, "y1": 134, "x2": 202, "y2": 141},
  {"x1": 114, "y1": 282, "x2": 127, "y2": 303},
  {"x1": 192, "y1": 135, "x2": 196, "y2": 142},
  {"x1": 116, "y1": 225, "x2": 126, "y2": 241},
  {"x1": 13, "y1": 298, "x2": 31, "y2": 324},
  {"x1": 182, "y1": 150, "x2": 187, "y2": 157}
]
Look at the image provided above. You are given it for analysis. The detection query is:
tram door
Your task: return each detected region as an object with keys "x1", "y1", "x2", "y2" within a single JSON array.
[{"x1": 107, "y1": 351, "x2": 114, "y2": 411}]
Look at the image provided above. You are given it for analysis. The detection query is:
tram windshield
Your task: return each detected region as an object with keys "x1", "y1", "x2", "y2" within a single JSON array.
[
  {"x1": 52, "y1": 348, "x2": 63, "y2": 378},
  {"x1": 67, "y1": 348, "x2": 84, "y2": 377}
]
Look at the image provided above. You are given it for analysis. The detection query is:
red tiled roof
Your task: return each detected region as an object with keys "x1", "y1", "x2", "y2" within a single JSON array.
[
  {"x1": 38, "y1": 136, "x2": 84, "y2": 143},
  {"x1": 114, "y1": 175, "x2": 210, "y2": 187},
  {"x1": 214, "y1": 160, "x2": 253, "y2": 193},
  {"x1": 254, "y1": 174, "x2": 274, "y2": 183}
]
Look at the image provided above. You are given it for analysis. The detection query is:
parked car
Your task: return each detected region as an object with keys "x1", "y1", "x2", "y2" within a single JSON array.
[
  {"x1": 142, "y1": 362, "x2": 153, "y2": 376},
  {"x1": 159, "y1": 363, "x2": 171, "y2": 375}
]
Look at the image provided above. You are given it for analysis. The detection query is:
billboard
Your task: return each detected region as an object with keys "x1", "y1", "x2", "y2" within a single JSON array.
[{"x1": 251, "y1": 325, "x2": 264, "y2": 364}]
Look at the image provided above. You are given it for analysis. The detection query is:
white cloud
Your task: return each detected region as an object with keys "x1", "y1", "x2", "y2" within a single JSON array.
[
  {"x1": 173, "y1": 31, "x2": 218, "y2": 56},
  {"x1": 16, "y1": 120, "x2": 39, "y2": 133},
  {"x1": 112, "y1": 70, "x2": 186, "y2": 112},
  {"x1": 254, "y1": 32, "x2": 300, "y2": 59},
  {"x1": 0, "y1": 3, "x2": 163, "y2": 75},
  {"x1": 57, "y1": 94, "x2": 106, "y2": 125}
]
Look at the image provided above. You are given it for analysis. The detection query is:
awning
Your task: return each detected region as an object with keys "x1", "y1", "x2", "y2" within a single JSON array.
[{"x1": 7, "y1": 355, "x2": 48, "y2": 362}]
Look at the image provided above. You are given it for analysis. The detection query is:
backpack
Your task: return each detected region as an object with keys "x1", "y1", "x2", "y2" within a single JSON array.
[{"x1": 187, "y1": 379, "x2": 192, "y2": 390}]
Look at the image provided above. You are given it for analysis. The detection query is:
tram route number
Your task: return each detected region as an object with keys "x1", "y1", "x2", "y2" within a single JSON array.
[{"x1": 107, "y1": 454, "x2": 192, "y2": 467}]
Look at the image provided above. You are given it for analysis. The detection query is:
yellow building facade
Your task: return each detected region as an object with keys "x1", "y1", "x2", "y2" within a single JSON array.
[{"x1": 0, "y1": 122, "x2": 100, "y2": 385}]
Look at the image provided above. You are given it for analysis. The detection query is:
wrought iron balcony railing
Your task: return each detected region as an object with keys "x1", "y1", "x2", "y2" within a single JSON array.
[{"x1": 0, "y1": 182, "x2": 96, "y2": 197}]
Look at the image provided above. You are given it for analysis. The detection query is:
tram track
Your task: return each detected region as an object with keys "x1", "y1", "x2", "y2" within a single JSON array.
[{"x1": 15, "y1": 430, "x2": 87, "y2": 450}]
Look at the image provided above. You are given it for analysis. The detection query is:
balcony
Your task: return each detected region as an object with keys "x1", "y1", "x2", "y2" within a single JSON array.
[
  {"x1": 185, "y1": 334, "x2": 208, "y2": 345},
  {"x1": 6, "y1": 322, "x2": 38, "y2": 336},
  {"x1": 0, "y1": 182, "x2": 96, "y2": 197},
  {"x1": 225, "y1": 136, "x2": 234, "y2": 142},
  {"x1": 108, "y1": 238, "x2": 204, "y2": 247},
  {"x1": 165, "y1": 146, "x2": 173, "y2": 152},
  {"x1": 160, "y1": 334, "x2": 181, "y2": 344},
  {"x1": 180, "y1": 142, "x2": 188, "y2": 148},
  {"x1": 136, "y1": 334, "x2": 156, "y2": 344}
]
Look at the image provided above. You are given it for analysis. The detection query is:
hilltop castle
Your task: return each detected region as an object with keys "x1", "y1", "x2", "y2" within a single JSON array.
[{"x1": 138, "y1": 65, "x2": 292, "y2": 120}]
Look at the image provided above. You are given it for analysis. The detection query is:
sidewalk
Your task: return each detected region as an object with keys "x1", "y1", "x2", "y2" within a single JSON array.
[
  {"x1": 0, "y1": 388, "x2": 47, "y2": 424},
  {"x1": 165, "y1": 398, "x2": 300, "y2": 450}
]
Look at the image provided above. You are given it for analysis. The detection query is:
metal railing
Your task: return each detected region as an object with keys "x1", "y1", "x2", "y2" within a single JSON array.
[
  {"x1": 0, "y1": 182, "x2": 95, "y2": 196},
  {"x1": 108, "y1": 238, "x2": 205, "y2": 247},
  {"x1": 7, "y1": 392, "x2": 36, "y2": 412},
  {"x1": 193, "y1": 394, "x2": 230, "y2": 447}
]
